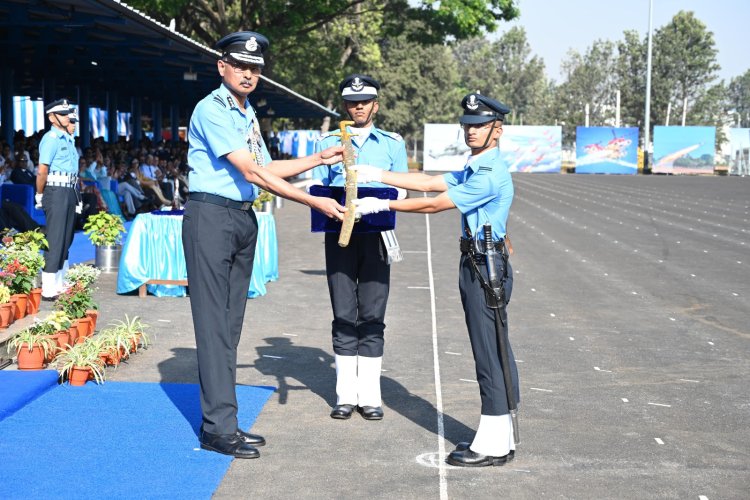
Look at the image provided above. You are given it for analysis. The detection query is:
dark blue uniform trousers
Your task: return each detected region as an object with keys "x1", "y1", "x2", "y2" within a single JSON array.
[
  {"x1": 458, "y1": 253, "x2": 520, "y2": 415},
  {"x1": 324, "y1": 232, "x2": 390, "y2": 357},
  {"x1": 183, "y1": 200, "x2": 258, "y2": 435},
  {"x1": 42, "y1": 186, "x2": 77, "y2": 273}
]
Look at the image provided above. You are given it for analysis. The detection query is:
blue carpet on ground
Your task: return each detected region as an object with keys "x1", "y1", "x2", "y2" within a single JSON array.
[
  {"x1": 0, "y1": 370, "x2": 59, "y2": 422},
  {"x1": 0, "y1": 381, "x2": 275, "y2": 499},
  {"x1": 68, "y1": 220, "x2": 133, "y2": 265}
]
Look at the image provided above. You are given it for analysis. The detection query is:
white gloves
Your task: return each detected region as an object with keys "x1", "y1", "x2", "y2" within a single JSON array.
[
  {"x1": 353, "y1": 197, "x2": 390, "y2": 216},
  {"x1": 350, "y1": 164, "x2": 382, "y2": 184},
  {"x1": 35, "y1": 193, "x2": 43, "y2": 208}
]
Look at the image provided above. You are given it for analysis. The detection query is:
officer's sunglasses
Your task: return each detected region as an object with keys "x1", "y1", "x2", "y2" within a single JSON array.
[{"x1": 222, "y1": 59, "x2": 262, "y2": 75}]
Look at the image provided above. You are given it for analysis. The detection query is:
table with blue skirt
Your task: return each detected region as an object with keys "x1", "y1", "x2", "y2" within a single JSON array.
[{"x1": 116, "y1": 211, "x2": 278, "y2": 298}]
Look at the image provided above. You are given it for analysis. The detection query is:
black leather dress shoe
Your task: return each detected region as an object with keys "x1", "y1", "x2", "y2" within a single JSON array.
[
  {"x1": 236, "y1": 429, "x2": 266, "y2": 447},
  {"x1": 446, "y1": 447, "x2": 514, "y2": 467},
  {"x1": 41, "y1": 295, "x2": 58, "y2": 302},
  {"x1": 357, "y1": 405, "x2": 384, "y2": 420},
  {"x1": 200, "y1": 430, "x2": 260, "y2": 459},
  {"x1": 330, "y1": 404, "x2": 356, "y2": 419}
]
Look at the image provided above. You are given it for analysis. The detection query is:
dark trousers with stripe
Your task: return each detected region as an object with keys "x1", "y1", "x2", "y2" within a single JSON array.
[
  {"x1": 182, "y1": 199, "x2": 258, "y2": 435},
  {"x1": 42, "y1": 186, "x2": 77, "y2": 273},
  {"x1": 325, "y1": 232, "x2": 390, "y2": 357},
  {"x1": 459, "y1": 253, "x2": 519, "y2": 415}
]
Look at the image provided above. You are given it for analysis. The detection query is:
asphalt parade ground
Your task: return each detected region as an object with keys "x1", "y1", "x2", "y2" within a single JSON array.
[{"x1": 84, "y1": 173, "x2": 749, "y2": 499}]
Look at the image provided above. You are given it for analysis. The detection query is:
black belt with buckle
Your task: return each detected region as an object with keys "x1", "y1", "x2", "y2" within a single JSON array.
[
  {"x1": 459, "y1": 237, "x2": 504, "y2": 254},
  {"x1": 189, "y1": 192, "x2": 254, "y2": 211}
]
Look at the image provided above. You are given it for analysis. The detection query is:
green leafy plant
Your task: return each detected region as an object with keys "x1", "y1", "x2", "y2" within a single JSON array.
[
  {"x1": 6, "y1": 325, "x2": 57, "y2": 358},
  {"x1": 11, "y1": 229, "x2": 48, "y2": 253},
  {"x1": 111, "y1": 314, "x2": 151, "y2": 351},
  {"x1": 252, "y1": 190, "x2": 275, "y2": 210},
  {"x1": 65, "y1": 264, "x2": 101, "y2": 288},
  {"x1": 0, "y1": 283, "x2": 10, "y2": 304},
  {"x1": 43, "y1": 311, "x2": 72, "y2": 331},
  {"x1": 83, "y1": 212, "x2": 126, "y2": 246},
  {"x1": 54, "y1": 282, "x2": 95, "y2": 319},
  {"x1": 55, "y1": 342, "x2": 106, "y2": 384},
  {"x1": 95, "y1": 327, "x2": 132, "y2": 362}
]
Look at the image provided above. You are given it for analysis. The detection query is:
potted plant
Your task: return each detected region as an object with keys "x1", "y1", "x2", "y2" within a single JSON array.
[
  {"x1": 111, "y1": 314, "x2": 151, "y2": 353},
  {"x1": 65, "y1": 265, "x2": 101, "y2": 329},
  {"x1": 83, "y1": 212, "x2": 127, "y2": 273},
  {"x1": 54, "y1": 282, "x2": 96, "y2": 338},
  {"x1": 95, "y1": 327, "x2": 131, "y2": 366},
  {"x1": 0, "y1": 283, "x2": 13, "y2": 329},
  {"x1": 7, "y1": 324, "x2": 58, "y2": 370},
  {"x1": 253, "y1": 190, "x2": 275, "y2": 213},
  {"x1": 55, "y1": 342, "x2": 106, "y2": 386},
  {"x1": 0, "y1": 259, "x2": 35, "y2": 319},
  {"x1": 43, "y1": 311, "x2": 73, "y2": 350},
  {"x1": 2, "y1": 233, "x2": 46, "y2": 313}
]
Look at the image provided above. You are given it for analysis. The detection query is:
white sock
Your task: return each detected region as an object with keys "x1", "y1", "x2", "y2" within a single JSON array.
[
  {"x1": 357, "y1": 355, "x2": 382, "y2": 407},
  {"x1": 470, "y1": 414, "x2": 514, "y2": 457},
  {"x1": 41, "y1": 272, "x2": 57, "y2": 298},
  {"x1": 334, "y1": 354, "x2": 358, "y2": 405}
]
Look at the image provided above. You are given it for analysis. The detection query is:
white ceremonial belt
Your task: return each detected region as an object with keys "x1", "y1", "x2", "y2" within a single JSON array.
[{"x1": 48, "y1": 172, "x2": 78, "y2": 183}]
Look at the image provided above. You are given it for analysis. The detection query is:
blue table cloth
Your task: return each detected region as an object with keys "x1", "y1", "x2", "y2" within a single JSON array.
[{"x1": 116, "y1": 211, "x2": 278, "y2": 298}]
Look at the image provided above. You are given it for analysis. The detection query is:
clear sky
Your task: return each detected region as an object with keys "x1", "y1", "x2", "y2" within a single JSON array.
[{"x1": 500, "y1": 0, "x2": 748, "y2": 83}]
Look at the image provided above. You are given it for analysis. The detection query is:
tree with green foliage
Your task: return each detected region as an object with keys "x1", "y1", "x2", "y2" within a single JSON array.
[
  {"x1": 728, "y1": 70, "x2": 750, "y2": 127},
  {"x1": 651, "y1": 10, "x2": 720, "y2": 128},
  {"x1": 615, "y1": 29, "x2": 647, "y2": 130},
  {"x1": 454, "y1": 27, "x2": 552, "y2": 126}
]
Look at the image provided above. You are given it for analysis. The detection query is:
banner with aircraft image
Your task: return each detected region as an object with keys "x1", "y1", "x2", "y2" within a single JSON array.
[
  {"x1": 575, "y1": 127, "x2": 638, "y2": 174},
  {"x1": 653, "y1": 126, "x2": 715, "y2": 174}
]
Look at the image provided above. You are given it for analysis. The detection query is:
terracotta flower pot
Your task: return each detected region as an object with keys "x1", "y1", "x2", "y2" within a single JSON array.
[
  {"x1": 85, "y1": 309, "x2": 99, "y2": 332},
  {"x1": 75, "y1": 318, "x2": 92, "y2": 338},
  {"x1": 10, "y1": 294, "x2": 28, "y2": 320},
  {"x1": 68, "y1": 324, "x2": 80, "y2": 345},
  {"x1": 17, "y1": 343, "x2": 45, "y2": 370},
  {"x1": 27, "y1": 288, "x2": 42, "y2": 315},
  {"x1": 68, "y1": 366, "x2": 92, "y2": 386},
  {"x1": 0, "y1": 303, "x2": 13, "y2": 329},
  {"x1": 52, "y1": 331, "x2": 71, "y2": 351}
]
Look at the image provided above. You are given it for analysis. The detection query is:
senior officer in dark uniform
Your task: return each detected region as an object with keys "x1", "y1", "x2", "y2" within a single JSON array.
[
  {"x1": 311, "y1": 74, "x2": 408, "y2": 421},
  {"x1": 36, "y1": 99, "x2": 79, "y2": 300},
  {"x1": 185, "y1": 31, "x2": 345, "y2": 459},
  {"x1": 352, "y1": 93, "x2": 519, "y2": 467}
]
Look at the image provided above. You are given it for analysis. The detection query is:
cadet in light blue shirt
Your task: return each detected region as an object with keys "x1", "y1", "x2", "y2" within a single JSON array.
[
  {"x1": 36, "y1": 99, "x2": 80, "y2": 300},
  {"x1": 183, "y1": 30, "x2": 345, "y2": 460},
  {"x1": 312, "y1": 74, "x2": 408, "y2": 423},
  {"x1": 351, "y1": 92, "x2": 520, "y2": 468}
]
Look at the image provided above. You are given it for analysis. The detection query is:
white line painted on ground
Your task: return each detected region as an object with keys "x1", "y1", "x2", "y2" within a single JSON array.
[
  {"x1": 403, "y1": 250, "x2": 427, "y2": 253},
  {"x1": 655, "y1": 438, "x2": 664, "y2": 445},
  {"x1": 157, "y1": 319, "x2": 171, "y2": 323},
  {"x1": 425, "y1": 211, "x2": 448, "y2": 500},
  {"x1": 460, "y1": 378, "x2": 477, "y2": 383},
  {"x1": 408, "y1": 286, "x2": 430, "y2": 289},
  {"x1": 262, "y1": 355, "x2": 284, "y2": 359},
  {"x1": 530, "y1": 387, "x2": 553, "y2": 392},
  {"x1": 621, "y1": 398, "x2": 629, "y2": 403},
  {"x1": 445, "y1": 352, "x2": 462, "y2": 356},
  {"x1": 282, "y1": 333, "x2": 297, "y2": 337},
  {"x1": 569, "y1": 337, "x2": 575, "y2": 341},
  {"x1": 699, "y1": 495, "x2": 709, "y2": 500},
  {"x1": 679, "y1": 379, "x2": 700, "y2": 383},
  {"x1": 648, "y1": 403, "x2": 672, "y2": 407}
]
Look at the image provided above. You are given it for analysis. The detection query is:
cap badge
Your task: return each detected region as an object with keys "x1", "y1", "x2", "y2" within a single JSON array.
[
  {"x1": 466, "y1": 95, "x2": 479, "y2": 110},
  {"x1": 351, "y1": 77, "x2": 364, "y2": 92},
  {"x1": 246, "y1": 37, "x2": 258, "y2": 52}
]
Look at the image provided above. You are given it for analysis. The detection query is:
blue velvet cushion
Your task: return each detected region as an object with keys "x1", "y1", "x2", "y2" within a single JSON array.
[{"x1": 310, "y1": 185, "x2": 397, "y2": 233}]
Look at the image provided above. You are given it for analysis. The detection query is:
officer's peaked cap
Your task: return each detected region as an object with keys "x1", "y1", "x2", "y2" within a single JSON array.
[
  {"x1": 215, "y1": 31, "x2": 269, "y2": 67},
  {"x1": 459, "y1": 93, "x2": 510, "y2": 125},
  {"x1": 339, "y1": 74, "x2": 380, "y2": 101},
  {"x1": 45, "y1": 98, "x2": 73, "y2": 115}
]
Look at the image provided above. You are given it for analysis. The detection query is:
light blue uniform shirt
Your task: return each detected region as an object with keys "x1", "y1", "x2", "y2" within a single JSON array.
[
  {"x1": 444, "y1": 148, "x2": 514, "y2": 241},
  {"x1": 38, "y1": 127, "x2": 79, "y2": 175},
  {"x1": 187, "y1": 84, "x2": 272, "y2": 202},
  {"x1": 312, "y1": 126, "x2": 408, "y2": 187}
]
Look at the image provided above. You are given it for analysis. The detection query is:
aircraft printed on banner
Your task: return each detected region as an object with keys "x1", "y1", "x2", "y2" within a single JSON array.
[
  {"x1": 503, "y1": 128, "x2": 561, "y2": 172},
  {"x1": 582, "y1": 130, "x2": 632, "y2": 160},
  {"x1": 428, "y1": 141, "x2": 470, "y2": 159},
  {"x1": 654, "y1": 143, "x2": 701, "y2": 169}
]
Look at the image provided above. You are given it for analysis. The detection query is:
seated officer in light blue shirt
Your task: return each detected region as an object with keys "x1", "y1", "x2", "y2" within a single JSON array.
[
  {"x1": 311, "y1": 74, "x2": 408, "y2": 422},
  {"x1": 351, "y1": 92, "x2": 519, "y2": 468},
  {"x1": 184, "y1": 30, "x2": 346, "y2": 460},
  {"x1": 37, "y1": 99, "x2": 80, "y2": 300}
]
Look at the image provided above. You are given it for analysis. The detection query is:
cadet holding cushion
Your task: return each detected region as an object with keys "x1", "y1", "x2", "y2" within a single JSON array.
[
  {"x1": 352, "y1": 93, "x2": 519, "y2": 467},
  {"x1": 311, "y1": 74, "x2": 408, "y2": 421},
  {"x1": 184, "y1": 30, "x2": 345, "y2": 459}
]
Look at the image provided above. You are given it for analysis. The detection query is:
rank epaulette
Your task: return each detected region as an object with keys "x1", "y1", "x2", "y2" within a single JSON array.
[
  {"x1": 213, "y1": 95, "x2": 226, "y2": 108},
  {"x1": 380, "y1": 130, "x2": 404, "y2": 142},
  {"x1": 478, "y1": 166, "x2": 492, "y2": 172}
]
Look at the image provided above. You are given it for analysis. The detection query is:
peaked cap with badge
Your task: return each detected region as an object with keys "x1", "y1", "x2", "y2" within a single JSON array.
[
  {"x1": 339, "y1": 74, "x2": 380, "y2": 102},
  {"x1": 215, "y1": 31, "x2": 269, "y2": 67},
  {"x1": 459, "y1": 93, "x2": 511, "y2": 125},
  {"x1": 45, "y1": 98, "x2": 73, "y2": 115}
]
